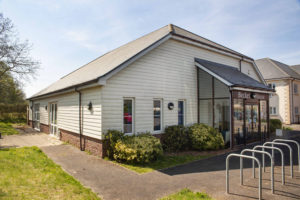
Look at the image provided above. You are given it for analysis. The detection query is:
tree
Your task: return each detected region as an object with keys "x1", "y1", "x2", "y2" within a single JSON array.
[
  {"x1": 0, "y1": 13, "x2": 39, "y2": 81},
  {"x1": 0, "y1": 72, "x2": 25, "y2": 104}
]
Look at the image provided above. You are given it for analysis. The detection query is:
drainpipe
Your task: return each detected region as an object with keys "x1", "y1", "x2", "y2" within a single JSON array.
[
  {"x1": 239, "y1": 57, "x2": 243, "y2": 72},
  {"x1": 291, "y1": 79, "x2": 295, "y2": 124},
  {"x1": 31, "y1": 100, "x2": 34, "y2": 128},
  {"x1": 75, "y1": 88, "x2": 83, "y2": 151}
]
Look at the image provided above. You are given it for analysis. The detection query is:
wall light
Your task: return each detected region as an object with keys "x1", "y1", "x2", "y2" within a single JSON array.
[{"x1": 88, "y1": 101, "x2": 93, "y2": 111}]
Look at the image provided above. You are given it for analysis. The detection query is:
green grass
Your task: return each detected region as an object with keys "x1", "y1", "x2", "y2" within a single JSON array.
[
  {"x1": 0, "y1": 121, "x2": 19, "y2": 135},
  {"x1": 160, "y1": 189, "x2": 212, "y2": 200},
  {"x1": 108, "y1": 154, "x2": 211, "y2": 174},
  {"x1": 0, "y1": 147, "x2": 100, "y2": 200}
]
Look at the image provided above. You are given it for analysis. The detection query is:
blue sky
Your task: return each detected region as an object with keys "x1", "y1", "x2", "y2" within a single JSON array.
[{"x1": 1, "y1": 0, "x2": 300, "y2": 97}]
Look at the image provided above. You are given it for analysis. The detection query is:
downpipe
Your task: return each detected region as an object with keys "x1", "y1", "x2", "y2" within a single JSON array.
[{"x1": 75, "y1": 88, "x2": 84, "y2": 151}]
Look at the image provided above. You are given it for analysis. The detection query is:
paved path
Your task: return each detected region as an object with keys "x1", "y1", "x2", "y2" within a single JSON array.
[
  {"x1": 1, "y1": 131, "x2": 300, "y2": 200},
  {"x1": 0, "y1": 132, "x2": 62, "y2": 148},
  {"x1": 41, "y1": 137, "x2": 300, "y2": 200}
]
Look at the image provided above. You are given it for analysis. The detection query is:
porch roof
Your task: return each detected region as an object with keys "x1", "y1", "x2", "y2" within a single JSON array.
[{"x1": 195, "y1": 58, "x2": 273, "y2": 92}]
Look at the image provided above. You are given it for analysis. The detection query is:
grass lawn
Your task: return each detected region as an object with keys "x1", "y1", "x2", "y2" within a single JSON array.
[
  {"x1": 0, "y1": 121, "x2": 19, "y2": 135},
  {"x1": 109, "y1": 154, "x2": 211, "y2": 174},
  {"x1": 0, "y1": 147, "x2": 100, "y2": 200},
  {"x1": 160, "y1": 188, "x2": 212, "y2": 200}
]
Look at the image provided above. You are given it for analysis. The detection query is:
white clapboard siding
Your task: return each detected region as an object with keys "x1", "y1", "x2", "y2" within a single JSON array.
[
  {"x1": 241, "y1": 61, "x2": 260, "y2": 81},
  {"x1": 101, "y1": 39, "x2": 259, "y2": 134},
  {"x1": 29, "y1": 87, "x2": 102, "y2": 139}
]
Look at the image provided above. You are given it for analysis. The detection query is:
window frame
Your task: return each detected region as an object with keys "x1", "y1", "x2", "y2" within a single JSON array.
[
  {"x1": 178, "y1": 100, "x2": 186, "y2": 126},
  {"x1": 153, "y1": 99, "x2": 163, "y2": 133},
  {"x1": 295, "y1": 106, "x2": 299, "y2": 115},
  {"x1": 294, "y1": 84, "x2": 298, "y2": 94},
  {"x1": 273, "y1": 107, "x2": 276, "y2": 114},
  {"x1": 34, "y1": 103, "x2": 40, "y2": 131},
  {"x1": 123, "y1": 98, "x2": 135, "y2": 135}
]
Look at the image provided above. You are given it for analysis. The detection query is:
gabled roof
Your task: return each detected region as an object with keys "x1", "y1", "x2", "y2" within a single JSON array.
[
  {"x1": 290, "y1": 65, "x2": 300, "y2": 75},
  {"x1": 255, "y1": 58, "x2": 300, "y2": 80},
  {"x1": 195, "y1": 58, "x2": 272, "y2": 91},
  {"x1": 29, "y1": 24, "x2": 254, "y2": 99}
]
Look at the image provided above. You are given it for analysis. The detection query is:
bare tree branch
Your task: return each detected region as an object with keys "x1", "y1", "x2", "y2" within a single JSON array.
[{"x1": 0, "y1": 13, "x2": 40, "y2": 82}]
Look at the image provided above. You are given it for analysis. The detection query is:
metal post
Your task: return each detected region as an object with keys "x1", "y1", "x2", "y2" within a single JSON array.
[
  {"x1": 241, "y1": 149, "x2": 274, "y2": 194},
  {"x1": 226, "y1": 153, "x2": 262, "y2": 200},
  {"x1": 273, "y1": 139, "x2": 300, "y2": 172},
  {"x1": 264, "y1": 142, "x2": 293, "y2": 178},
  {"x1": 254, "y1": 145, "x2": 285, "y2": 185}
]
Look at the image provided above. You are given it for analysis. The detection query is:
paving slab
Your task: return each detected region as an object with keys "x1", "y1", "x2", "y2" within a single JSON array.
[
  {"x1": 1, "y1": 130, "x2": 300, "y2": 200},
  {"x1": 0, "y1": 132, "x2": 62, "y2": 148},
  {"x1": 41, "y1": 137, "x2": 300, "y2": 200}
]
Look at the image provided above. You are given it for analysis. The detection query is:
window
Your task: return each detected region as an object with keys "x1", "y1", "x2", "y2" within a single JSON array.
[
  {"x1": 268, "y1": 83, "x2": 276, "y2": 89},
  {"x1": 34, "y1": 103, "x2": 40, "y2": 130},
  {"x1": 270, "y1": 106, "x2": 277, "y2": 115},
  {"x1": 294, "y1": 84, "x2": 298, "y2": 94},
  {"x1": 153, "y1": 99, "x2": 162, "y2": 131},
  {"x1": 123, "y1": 98, "x2": 134, "y2": 134},
  {"x1": 295, "y1": 107, "x2": 299, "y2": 114},
  {"x1": 178, "y1": 100, "x2": 185, "y2": 125}
]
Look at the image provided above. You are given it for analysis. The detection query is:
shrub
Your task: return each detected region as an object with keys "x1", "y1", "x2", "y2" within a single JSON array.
[
  {"x1": 104, "y1": 130, "x2": 124, "y2": 159},
  {"x1": 162, "y1": 125, "x2": 189, "y2": 152},
  {"x1": 270, "y1": 119, "x2": 282, "y2": 133},
  {"x1": 189, "y1": 124, "x2": 224, "y2": 150},
  {"x1": 283, "y1": 126, "x2": 293, "y2": 131},
  {"x1": 113, "y1": 133, "x2": 163, "y2": 164}
]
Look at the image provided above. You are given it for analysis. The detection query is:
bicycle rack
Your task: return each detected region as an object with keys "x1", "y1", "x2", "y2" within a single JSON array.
[
  {"x1": 226, "y1": 153, "x2": 262, "y2": 200},
  {"x1": 273, "y1": 139, "x2": 300, "y2": 172},
  {"x1": 264, "y1": 142, "x2": 293, "y2": 178},
  {"x1": 254, "y1": 145, "x2": 285, "y2": 185},
  {"x1": 240, "y1": 149, "x2": 274, "y2": 194}
]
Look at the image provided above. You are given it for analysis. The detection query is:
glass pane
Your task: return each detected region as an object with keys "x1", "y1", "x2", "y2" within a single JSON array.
[
  {"x1": 233, "y1": 99, "x2": 244, "y2": 145},
  {"x1": 153, "y1": 100, "x2": 161, "y2": 131},
  {"x1": 198, "y1": 69, "x2": 213, "y2": 99},
  {"x1": 260, "y1": 100, "x2": 267, "y2": 137},
  {"x1": 245, "y1": 105, "x2": 252, "y2": 139},
  {"x1": 214, "y1": 99, "x2": 230, "y2": 144},
  {"x1": 54, "y1": 104, "x2": 57, "y2": 124},
  {"x1": 123, "y1": 100, "x2": 133, "y2": 133},
  {"x1": 199, "y1": 100, "x2": 213, "y2": 126},
  {"x1": 178, "y1": 101, "x2": 184, "y2": 125}
]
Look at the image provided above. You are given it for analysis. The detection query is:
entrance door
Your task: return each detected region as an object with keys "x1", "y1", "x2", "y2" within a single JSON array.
[
  {"x1": 33, "y1": 103, "x2": 40, "y2": 130},
  {"x1": 245, "y1": 104, "x2": 260, "y2": 142},
  {"x1": 49, "y1": 103, "x2": 58, "y2": 137}
]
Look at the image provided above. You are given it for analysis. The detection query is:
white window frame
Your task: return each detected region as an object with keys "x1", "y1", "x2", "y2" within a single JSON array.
[
  {"x1": 295, "y1": 106, "x2": 299, "y2": 115},
  {"x1": 153, "y1": 99, "x2": 163, "y2": 133},
  {"x1": 273, "y1": 107, "x2": 276, "y2": 114},
  {"x1": 123, "y1": 98, "x2": 135, "y2": 135},
  {"x1": 49, "y1": 102, "x2": 58, "y2": 137},
  {"x1": 34, "y1": 103, "x2": 40, "y2": 131},
  {"x1": 178, "y1": 100, "x2": 186, "y2": 126},
  {"x1": 294, "y1": 84, "x2": 298, "y2": 94}
]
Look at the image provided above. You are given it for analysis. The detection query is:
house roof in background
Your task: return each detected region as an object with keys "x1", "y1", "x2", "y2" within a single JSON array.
[
  {"x1": 195, "y1": 58, "x2": 272, "y2": 91},
  {"x1": 290, "y1": 65, "x2": 300, "y2": 75},
  {"x1": 29, "y1": 24, "x2": 254, "y2": 99},
  {"x1": 255, "y1": 58, "x2": 300, "y2": 80}
]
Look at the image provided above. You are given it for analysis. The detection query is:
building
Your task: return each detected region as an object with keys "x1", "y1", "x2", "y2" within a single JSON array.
[
  {"x1": 255, "y1": 58, "x2": 300, "y2": 124},
  {"x1": 28, "y1": 24, "x2": 273, "y2": 157}
]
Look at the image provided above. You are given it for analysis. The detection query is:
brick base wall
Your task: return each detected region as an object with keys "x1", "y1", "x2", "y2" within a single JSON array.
[
  {"x1": 40, "y1": 123, "x2": 49, "y2": 134},
  {"x1": 60, "y1": 128, "x2": 105, "y2": 157},
  {"x1": 28, "y1": 120, "x2": 33, "y2": 127}
]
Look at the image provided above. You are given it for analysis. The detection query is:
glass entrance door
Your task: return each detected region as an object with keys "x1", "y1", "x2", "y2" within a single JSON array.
[
  {"x1": 33, "y1": 103, "x2": 40, "y2": 130},
  {"x1": 49, "y1": 103, "x2": 58, "y2": 137},
  {"x1": 245, "y1": 104, "x2": 260, "y2": 142}
]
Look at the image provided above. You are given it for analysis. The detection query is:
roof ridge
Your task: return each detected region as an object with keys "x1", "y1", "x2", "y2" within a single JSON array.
[
  {"x1": 266, "y1": 58, "x2": 290, "y2": 77},
  {"x1": 60, "y1": 24, "x2": 171, "y2": 80},
  {"x1": 171, "y1": 24, "x2": 251, "y2": 59}
]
